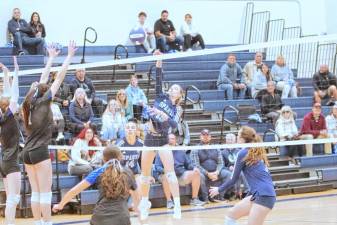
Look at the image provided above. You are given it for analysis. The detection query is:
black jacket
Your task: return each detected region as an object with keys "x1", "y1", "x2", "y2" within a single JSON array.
[
  {"x1": 312, "y1": 72, "x2": 337, "y2": 91},
  {"x1": 261, "y1": 93, "x2": 283, "y2": 114},
  {"x1": 70, "y1": 77, "x2": 96, "y2": 99},
  {"x1": 8, "y1": 18, "x2": 32, "y2": 36}
]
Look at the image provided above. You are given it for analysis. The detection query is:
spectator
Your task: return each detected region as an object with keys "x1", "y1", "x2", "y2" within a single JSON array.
[
  {"x1": 50, "y1": 103, "x2": 65, "y2": 142},
  {"x1": 129, "y1": 12, "x2": 156, "y2": 53},
  {"x1": 313, "y1": 64, "x2": 337, "y2": 105},
  {"x1": 116, "y1": 89, "x2": 133, "y2": 120},
  {"x1": 261, "y1": 81, "x2": 283, "y2": 124},
  {"x1": 155, "y1": 134, "x2": 205, "y2": 208},
  {"x1": 326, "y1": 104, "x2": 337, "y2": 154},
  {"x1": 172, "y1": 106, "x2": 190, "y2": 146},
  {"x1": 180, "y1": 13, "x2": 205, "y2": 51},
  {"x1": 221, "y1": 133, "x2": 249, "y2": 199},
  {"x1": 70, "y1": 68, "x2": 104, "y2": 116},
  {"x1": 300, "y1": 102, "x2": 332, "y2": 156},
  {"x1": 217, "y1": 54, "x2": 246, "y2": 100},
  {"x1": 7, "y1": 8, "x2": 45, "y2": 55},
  {"x1": 101, "y1": 100, "x2": 125, "y2": 144},
  {"x1": 275, "y1": 106, "x2": 302, "y2": 165},
  {"x1": 191, "y1": 129, "x2": 231, "y2": 202},
  {"x1": 154, "y1": 10, "x2": 183, "y2": 53},
  {"x1": 125, "y1": 75, "x2": 147, "y2": 121},
  {"x1": 271, "y1": 55, "x2": 297, "y2": 98},
  {"x1": 243, "y1": 52, "x2": 264, "y2": 95},
  {"x1": 69, "y1": 88, "x2": 95, "y2": 135},
  {"x1": 48, "y1": 71, "x2": 72, "y2": 113},
  {"x1": 251, "y1": 64, "x2": 272, "y2": 99},
  {"x1": 68, "y1": 128, "x2": 101, "y2": 176},
  {"x1": 29, "y1": 12, "x2": 46, "y2": 38}
]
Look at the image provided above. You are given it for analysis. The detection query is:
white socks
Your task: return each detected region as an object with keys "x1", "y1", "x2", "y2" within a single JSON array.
[
  {"x1": 224, "y1": 216, "x2": 238, "y2": 225},
  {"x1": 138, "y1": 197, "x2": 151, "y2": 221}
]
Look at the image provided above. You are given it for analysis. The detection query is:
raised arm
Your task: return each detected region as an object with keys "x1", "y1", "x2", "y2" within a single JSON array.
[
  {"x1": 0, "y1": 62, "x2": 10, "y2": 97},
  {"x1": 40, "y1": 45, "x2": 60, "y2": 84},
  {"x1": 9, "y1": 56, "x2": 19, "y2": 113},
  {"x1": 50, "y1": 41, "x2": 77, "y2": 98},
  {"x1": 154, "y1": 50, "x2": 163, "y2": 96}
]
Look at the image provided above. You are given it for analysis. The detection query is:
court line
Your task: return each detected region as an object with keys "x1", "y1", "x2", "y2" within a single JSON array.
[{"x1": 53, "y1": 192, "x2": 337, "y2": 225}]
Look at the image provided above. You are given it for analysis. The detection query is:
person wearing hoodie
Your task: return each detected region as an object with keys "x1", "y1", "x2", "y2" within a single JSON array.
[
  {"x1": 300, "y1": 102, "x2": 332, "y2": 156},
  {"x1": 271, "y1": 55, "x2": 297, "y2": 99},
  {"x1": 313, "y1": 64, "x2": 337, "y2": 105},
  {"x1": 275, "y1": 106, "x2": 302, "y2": 164},
  {"x1": 217, "y1": 54, "x2": 246, "y2": 100},
  {"x1": 125, "y1": 75, "x2": 148, "y2": 121}
]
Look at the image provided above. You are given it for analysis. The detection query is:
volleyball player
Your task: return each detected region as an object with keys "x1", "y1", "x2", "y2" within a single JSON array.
[
  {"x1": 53, "y1": 145, "x2": 138, "y2": 225},
  {"x1": 21, "y1": 42, "x2": 77, "y2": 225},
  {"x1": 0, "y1": 56, "x2": 20, "y2": 225},
  {"x1": 138, "y1": 51, "x2": 184, "y2": 221},
  {"x1": 210, "y1": 126, "x2": 276, "y2": 225}
]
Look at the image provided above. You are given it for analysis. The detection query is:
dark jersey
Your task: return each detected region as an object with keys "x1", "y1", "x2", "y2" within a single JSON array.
[
  {"x1": 0, "y1": 109, "x2": 20, "y2": 161},
  {"x1": 116, "y1": 138, "x2": 143, "y2": 175}
]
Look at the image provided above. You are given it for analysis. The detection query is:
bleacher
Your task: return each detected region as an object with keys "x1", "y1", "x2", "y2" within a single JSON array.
[{"x1": 1, "y1": 43, "x2": 337, "y2": 217}]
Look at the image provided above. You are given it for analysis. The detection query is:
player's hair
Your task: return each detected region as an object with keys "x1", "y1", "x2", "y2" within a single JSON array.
[
  {"x1": 240, "y1": 126, "x2": 269, "y2": 167},
  {"x1": 103, "y1": 145, "x2": 123, "y2": 161}
]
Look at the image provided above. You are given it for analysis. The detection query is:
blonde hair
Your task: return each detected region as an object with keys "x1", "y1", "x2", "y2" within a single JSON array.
[
  {"x1": 168, "y1": 84, "x2": 184, "y2": 105},
  {"x1": 239, "y1": 126, "x2": 269, "y2": 167},
  {"x1": 103, "y1": 99, "x2": 121, "y2": 115},
  {"x1": 116, "y1": 89, "x2": 128, "y2": 108}
]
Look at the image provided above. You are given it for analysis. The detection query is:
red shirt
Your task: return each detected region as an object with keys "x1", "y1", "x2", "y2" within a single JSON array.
[{"x1": 300, "y1": 112, "x2": 326, "y2": 138}]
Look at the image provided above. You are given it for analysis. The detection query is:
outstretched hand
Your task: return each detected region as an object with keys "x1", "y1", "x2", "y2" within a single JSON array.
[
  {"x1": 153, "y1": 50, "x2": 162, "y2": 68},
  {"x1": 67, "y1": 41, "x2": 78, "y2": 57},
  {"x1": 0, "y1": 62, "x2": 8, "y2": 72},
  {"x1": 47, "y1": 44, "x2": 61, "y2": 58},
  {"x1": 13, "y1": 56, "x2": 19, "y2": 72},
  {"x1": 52, "y1": 204, "x2": 63, "y2": 213}
]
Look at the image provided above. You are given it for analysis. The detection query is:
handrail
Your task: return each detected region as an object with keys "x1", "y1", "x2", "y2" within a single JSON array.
[
  {"x1": 146, "y1": 64, "x2": 156, "y2": 99},
  {"x1": 220, "y1": 105, "x2": 239, "y2": 144},
  {"x1": 80, "y1": 27, "x2": 97, "y2": 64},
  {"x1": 181, "y1": 85, "x2": 201, "y2": 122},
  {"x1": 112, "y1": 44, "x2": 129, "y2": 83},
  {"x1": 314, "y1": 43, "x2": 337, "y2": 71}
]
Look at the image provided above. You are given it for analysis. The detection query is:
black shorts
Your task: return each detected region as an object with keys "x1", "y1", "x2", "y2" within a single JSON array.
[
  {"x1": 0, "y1": 160, "x2": 20, "y2": 178},
  {"x1": 250, "y1": 194, "x2": 276, "y2": 209},
  {"x1": 144, "y1": 133, "x2": 168, "y2": 147},
  {"x1": 22, "y1": 146, "x2": 50, "y2": 165}
]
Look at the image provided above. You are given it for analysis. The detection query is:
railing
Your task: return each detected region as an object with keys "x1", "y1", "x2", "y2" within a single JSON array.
[
  {"x1": 181, "y1": 85, "x2": 201, "y2": 122},
  {"x1": 334, "y1": 53, "x2": 337, "y2": 75},
  {"x1": 265, "y1": 19, "x2": 285, "y2": 60},
  {"x1": 242, "y1": 2, "x2": 254, "y2": 44},
  {"x1": 249, "y1": 11, "x2": 270, "y2": 52},
  {"x1": 146, "y1": 64, "x2": 156, "y2": 99},
  {"x1": 296, "y1": 34, "x2": 318, "y2": 78},
  {"x1": 315, "y1": 43, "x2": 337, "y2": 72},
  {"x1": 281, "y1": 26, "x2": 302, "y2": 69},
  {"x1": 80, "y1": 27, "x2": 97, "y2": 64},
  {"x1": 220, "y1": 105, "x2": 239, "y2": 144},
  {"x1": 111, "y1": 44, "x2": 129, "y2": 83}
]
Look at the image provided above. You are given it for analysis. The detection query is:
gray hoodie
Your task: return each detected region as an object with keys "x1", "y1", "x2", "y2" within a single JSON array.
[{"x1": 217, "y1": 62, "x2": 244, "y2": 86}]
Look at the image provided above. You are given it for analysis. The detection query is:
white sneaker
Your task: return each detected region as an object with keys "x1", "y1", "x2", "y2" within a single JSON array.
[
  {"x1": 186, "y1": 48, "x2": 193, "y2": 52},
  {"x1": 138, "y1": 200, "x2": 151, "y2": 221},
  {"x1": 147, "y1": 48, "x2": 154, "y2": 54},
  {"x1": 56, "y1": 132, "x2": 65, "y2": 141},
  {"x1": 173, "y1": 206, "x2": 181, "y2": 219}
]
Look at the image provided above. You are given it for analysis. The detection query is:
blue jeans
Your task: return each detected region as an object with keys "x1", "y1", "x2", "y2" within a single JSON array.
[
  {"x1": 156, "y1": 35, "x2": 183, "y2": 53},
  {"x1": 14, "y1": 32, "x2": 45, "y2": 55},
  {"x1": 218, "y1": 83, "x2": 246, "y2": 100},
  {"x1": 101, "y1": 126, "x2": 125, "y2": 141}
]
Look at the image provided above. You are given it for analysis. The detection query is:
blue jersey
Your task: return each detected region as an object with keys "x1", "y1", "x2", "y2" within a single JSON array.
[
  {"x1": 85, "y1": 164, "x2": 108, "y2": 185},
  {"x1": 143, "y1": 68, "x2": 177, "y2": 134},
  {"x1": 116, "y1": 138, "x2": 143, "y2": 175},
  {"x1": 218, "y1": 148, "x2": 276, "y2": 197}
]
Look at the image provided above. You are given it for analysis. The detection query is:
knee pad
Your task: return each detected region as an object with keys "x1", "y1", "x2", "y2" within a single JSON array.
[
  {"x1": 39, "y1": 192, "x2": 52, "y2": 205},
  {"x1": 31, "y1": 192, "x2": 40, "y2": 203},
  {"x1": 139, "y1": 175, "x2": 152, "y2": 185},
  {"x1": 6, "y1": 194, "x2": 20, "y2": 207},
  {"x1": 165, "y1": 172, "x2": 178, "y2": 184}
]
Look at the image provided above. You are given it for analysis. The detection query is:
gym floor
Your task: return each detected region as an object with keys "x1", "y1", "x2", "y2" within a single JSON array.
[{"x1": 12, "y1": 189, "x2": 337, "y2": 225}]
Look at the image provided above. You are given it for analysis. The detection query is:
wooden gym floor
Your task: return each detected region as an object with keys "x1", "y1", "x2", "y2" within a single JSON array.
[{"x1": 11, "y1": 189, "x2": 337, "y2": 225}]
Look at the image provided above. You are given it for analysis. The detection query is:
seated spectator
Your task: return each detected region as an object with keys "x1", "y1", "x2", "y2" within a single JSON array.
[
  {"x1": 221, "y1": 133, "x2": 249, "y2": 199},
  {"x1": 154, "y1": 10, "x2": 183, "y2": 53},
  {"x1": 68, "y1": 128, "x2": 101, "y2": 176},
  {"x1": 70, "y1": 68, "x2": 104, "y2": 116},
  {"x1": 172, "y1": 106, "x2": 190, "y2": 146},
  {"x1": 155, "y1": 134, "x2": 205, "y2": 208},
  {"x1": 313, "y1": 64, "x2": 337, "y2": 105},
  {"x1": 217, "y1": 54, "x2": 246, "y2": 100},
  {"x1": 180, "y1": 13, "x2": 205, "y2": 51},
  {"x1": 101, "y1": 100, "x2": 125, "y2": 144},
  {"x1": 7, "y1": 8, "x2": 45, "y2": 55},
  {"x1": 326, "y1": 104, "x2": 337, "y2": 153},
  {"x1": 191, "y1": 129, "x2": 231, "y2": 202},
  {"x1": 69, "y1": 88, "x2": 95, "y2": 135},
  {"x1": 125, "y1": 75, "x2": 147, "y2": 121},
  {"x1": 50, "y1": 103, "x2": 65, "y2": 142},
  {"x1": 300, "y1": 102, "x2": 332, "y2": 156},
  {"x1": 129, "y1": 12, "x2": 156, "y2": 53},
  {"x1": 48, "y1": 71, "x2": 72, "y2": 114},
  {"x1": 243, "y1": 52, "x2": 264, "y2": 96},
  {"x1": 251, "y1": 64, "x2": 272, "y2": 99},
  {"x1": 116, "y1": 89, "x2": 133, "y2": 120},
  {"x1": 271, "y1": 55, "x2": 297, "y2": 98},
  {"x1": 261, "y1": 81, "x2": 283, "y2": 124},
  {"x1": 275, "y1": 106, "x2": 302, "y2": 165},
  {"x1": 29, "y1": 12, "x2": 46, "y2": 39}
]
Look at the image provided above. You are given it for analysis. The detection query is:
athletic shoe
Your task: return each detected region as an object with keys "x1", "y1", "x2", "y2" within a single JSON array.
[
  {"x1": 173, "y1": 206, "x2": 181, "y2": 219},
  {"x1": 166, "y1": 200, "x2": 174, "y2": 209},
  {"x1": 56, "y1": 132, "x2": 65, "y2": 142},
  {"x1": 138, "y1": 200, "x2": 151, "y2": 221},
  {"x1": 190, "y1": 198, "x2": 206, "y2": 206},
  {"x1": 18, "y1": 51, "x2": 25, "y2": 56}
]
